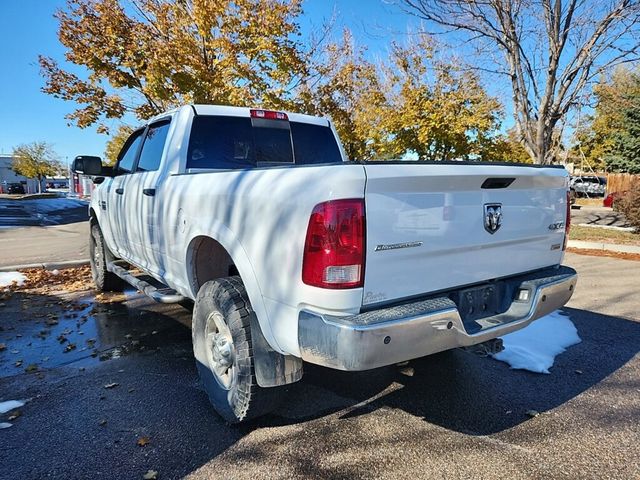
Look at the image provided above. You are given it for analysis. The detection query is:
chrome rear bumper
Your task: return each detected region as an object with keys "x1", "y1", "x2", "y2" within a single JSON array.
[{"x1": 298, "y1": 266, "x2": 577, "y2": 371}]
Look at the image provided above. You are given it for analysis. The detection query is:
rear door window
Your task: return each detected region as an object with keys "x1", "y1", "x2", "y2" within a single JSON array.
[{"x1": 186, "y1": 115, "x2": 342, "y2": 169}]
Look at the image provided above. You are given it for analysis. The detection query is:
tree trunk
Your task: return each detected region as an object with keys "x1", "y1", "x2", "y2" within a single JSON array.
[{"x1": 37, "y1": 175, "x2": 42, "y2": 194}]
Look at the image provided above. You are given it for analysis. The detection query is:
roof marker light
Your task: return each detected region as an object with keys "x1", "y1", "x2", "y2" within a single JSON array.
[{"x1": 250, "y1": 109, "x2": 288, "y2": 121}]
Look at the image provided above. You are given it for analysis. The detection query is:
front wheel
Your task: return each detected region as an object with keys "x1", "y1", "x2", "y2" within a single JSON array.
[
  {"x1": 89, "y1": 223, "x2": 124, "y2": 292},
  {"x1": 192, "y1": 277, "x2": 285, "y2": 423}
]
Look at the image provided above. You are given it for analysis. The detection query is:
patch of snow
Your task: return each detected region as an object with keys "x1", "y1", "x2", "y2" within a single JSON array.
[
  {"x1": 0, "y1": 399, "x2": 25, "y2": 414},
  {"x1": 0, "y1": 422, "x2": 12, "y2": 429},
  {"x1": 492, "y1": 310, "x2": 581, "y2": 374},
  {"x1": 0, "y1": 272, "x2": 27, "y2": 288}
]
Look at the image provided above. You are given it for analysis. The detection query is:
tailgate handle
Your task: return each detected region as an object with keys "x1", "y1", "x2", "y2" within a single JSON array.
[{"x1": 481, "y1": 177, "x2": 515, "y2": 189}]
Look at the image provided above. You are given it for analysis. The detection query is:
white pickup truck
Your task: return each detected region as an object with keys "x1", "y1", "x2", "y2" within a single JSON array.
[{"x1": 72, "y1": 105, "x2": 577, "y2": 423}]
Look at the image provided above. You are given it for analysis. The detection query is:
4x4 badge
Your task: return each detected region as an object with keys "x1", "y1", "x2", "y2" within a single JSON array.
[{"x1": 484, "y1": 203, "x2": 502, "y2": 234}]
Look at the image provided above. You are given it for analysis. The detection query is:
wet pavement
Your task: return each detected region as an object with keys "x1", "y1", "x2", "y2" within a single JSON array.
[
  {"x1": 0, "y1": 254, "x2": 639, "y2": 479},
  {"x1": 0, "y1": 290, "x2": 190, "y2": 377},
  {"x1": 0, "y1": 197, "x2": 89, "y2": 228}
]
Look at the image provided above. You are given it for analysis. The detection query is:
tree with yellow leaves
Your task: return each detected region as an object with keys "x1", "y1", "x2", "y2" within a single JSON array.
[
  {"x1": 12, "y1": 142, "x2": 62, "y2": 193},
  {"x1": 299, "y1": 29, "x2": 389, "y2": 160},
  {"x1": 383, "y1": 35, "x2": 504, "y2": 161},
  {"x1": 104, "y1": 125, "x2": 135, "y2": 165},
  {"x1": 40, "y1": 0, "x2": 308, "y2": 133}
]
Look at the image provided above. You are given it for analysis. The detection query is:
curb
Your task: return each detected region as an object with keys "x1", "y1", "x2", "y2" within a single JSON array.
[
  {"x1": 576, "y1": 223, "x2": 635, "y2": 232},
  {"x1": 567, "y1": 240, "x2": 640, "y2": 254},
  {"x1": 0, "y1": 193, "x2": 63, "y2": 200},
  {"x1": 0, "y1": 259, "x2": 90, "y2": 272}
]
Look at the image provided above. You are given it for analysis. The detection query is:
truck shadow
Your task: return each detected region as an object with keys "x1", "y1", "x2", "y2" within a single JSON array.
[{"x1": 271, "y1": 306, "x2": 639, "y2": 435}]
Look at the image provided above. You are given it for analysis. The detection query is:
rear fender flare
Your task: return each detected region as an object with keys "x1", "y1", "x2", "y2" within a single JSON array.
[{"x1": 185, "y1": 224, "x2": 281, "y2": 355}]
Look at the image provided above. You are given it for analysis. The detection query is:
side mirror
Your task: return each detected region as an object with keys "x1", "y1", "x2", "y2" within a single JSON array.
[{"x1": 71, "y1": 155, "x2": 104, "y2": 176}]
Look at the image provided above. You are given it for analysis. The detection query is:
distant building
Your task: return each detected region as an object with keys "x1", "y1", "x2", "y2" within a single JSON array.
[{"x1": 0, "y1": 154, "x2": 63, "y2": 194}]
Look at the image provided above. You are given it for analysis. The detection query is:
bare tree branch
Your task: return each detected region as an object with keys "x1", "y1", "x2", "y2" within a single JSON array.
[{"x1": 401, "y1": 0, "x2": 640, "y2": 163}]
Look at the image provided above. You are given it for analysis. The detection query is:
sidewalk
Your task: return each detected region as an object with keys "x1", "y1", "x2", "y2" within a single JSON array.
[{"x1": 567, "y1": 239, "x2": 640, "y2": 254}]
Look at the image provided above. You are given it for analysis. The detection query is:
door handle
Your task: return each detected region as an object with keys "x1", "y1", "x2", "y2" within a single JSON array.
[
  {"x1": 115, "y1": 188, "x2": 124, "y2": 195},
  {"x1": 142, "y1": 188, "x2": 156, "y2": 197}
]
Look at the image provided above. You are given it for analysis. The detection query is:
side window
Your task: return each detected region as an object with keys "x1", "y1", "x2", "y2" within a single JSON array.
[
  {"x1": 117, "y1": 129, "x2": 144, "y2": 174},
  {"x1": 137, "y1": 121, "x2": 171, "y2": 172}
]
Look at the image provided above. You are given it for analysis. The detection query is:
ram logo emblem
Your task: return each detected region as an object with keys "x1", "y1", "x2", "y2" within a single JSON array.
[{"x1": 484, "y1": 203, "x2": 503, "y2": 234}]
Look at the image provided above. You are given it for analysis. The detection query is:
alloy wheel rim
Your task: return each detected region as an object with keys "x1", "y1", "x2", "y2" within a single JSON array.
[{"x1": 205, "y1": 311, "x2": 236, "y2": 390}]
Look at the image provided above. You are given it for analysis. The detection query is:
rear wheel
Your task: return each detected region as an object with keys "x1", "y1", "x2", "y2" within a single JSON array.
[
  {"x1": 89, "y1": 223, "x2": 124, "y2": 292},
  {"x1": 192, "y1": 277, "x2": 285, "y2": 423}
]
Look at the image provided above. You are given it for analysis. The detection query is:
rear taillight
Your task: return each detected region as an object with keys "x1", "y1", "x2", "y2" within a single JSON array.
[
  {"x1": 563, "y1": 190, "x2": 571, "y2": 250},
  {"x1": 302, "y1": 199, "x2": 365, "y2": 289}
]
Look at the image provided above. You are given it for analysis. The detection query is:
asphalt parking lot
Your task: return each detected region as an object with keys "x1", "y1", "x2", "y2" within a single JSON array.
[
  {"x1": 0, "y1": 198, "x2": 89, "y2": 267},
  {"x1": 0, "y1": 252, "x2": 638, "y2": 480}
]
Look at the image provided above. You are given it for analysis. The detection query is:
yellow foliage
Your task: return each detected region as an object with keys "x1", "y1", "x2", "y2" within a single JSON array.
[
  {"x1": 299, "y1": 29, "x2": 388, "y2": 160},
  {"x1": 104, "y1": 125, "x2": 134, "y2": 165},
  {"x1": 11, "y1": 142, "x2": 62, "y2": 193},
  {"x1": 40, "y1": 0, "x2": 307, "y2": 132},
  {"x1": 579, "y1": 67, "x2": 640, "y2": 170},
  {"x1": 382, "y1": 35, "x2": 504, "y2": 161}
]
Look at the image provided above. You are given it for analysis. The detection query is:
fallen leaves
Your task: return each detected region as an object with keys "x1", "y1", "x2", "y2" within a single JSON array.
[
  {"x1": 7, "y1": 410, "x2": 21, "y2": 421},
  {"x1": 566, "y1": 247, "x2": 640, "y2": 262},
  {"x1": 137, "y1": 436, "x2": 151, "y2": 447},
  {"x1": 4, "y1": 266, "x2": 93, "y2": 294},
  {"x1": 24, "y1": 363, "x2": 38, "y2": 373}
]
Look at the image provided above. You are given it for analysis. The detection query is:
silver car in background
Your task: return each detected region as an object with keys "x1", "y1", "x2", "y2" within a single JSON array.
[{"x1": 570, "y1": 176, "x2": 607, "y2": 197}]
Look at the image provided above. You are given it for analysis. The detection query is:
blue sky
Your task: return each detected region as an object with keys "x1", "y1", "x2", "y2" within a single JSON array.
[{"x1": 0, "y1": 1, "x2": 421, "y2": 164}]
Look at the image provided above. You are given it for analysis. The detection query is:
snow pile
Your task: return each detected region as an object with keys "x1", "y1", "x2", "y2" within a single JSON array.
[
  {"x1": 0, "y1": 400, "x2": 25, "y2": 414},
  {"x1": 492, "y1": 310, "x2": 581, "y2": 374},
  {"x1": 0, "y1": 400, "x2": 27, "y2": 429},
  {"x1": 0, "y1": 272, "x2": 27, "y2": 288}
]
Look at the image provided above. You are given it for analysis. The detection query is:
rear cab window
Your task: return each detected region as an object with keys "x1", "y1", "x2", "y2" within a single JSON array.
[{"x1": 186, "y1": 115, "x2": 343, "y2": 170}]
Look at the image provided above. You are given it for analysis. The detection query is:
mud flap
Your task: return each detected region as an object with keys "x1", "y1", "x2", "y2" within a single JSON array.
[{"x1": 249, "y1": 315, "x2": 303, "y2": 387}]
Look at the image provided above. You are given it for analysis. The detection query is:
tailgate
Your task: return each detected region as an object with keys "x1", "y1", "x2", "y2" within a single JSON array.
[{"x1": 362, "y1": 163, "x2": 569, "y2": 306}]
